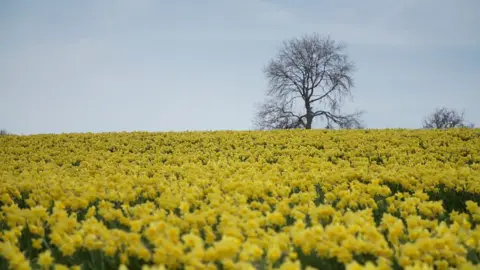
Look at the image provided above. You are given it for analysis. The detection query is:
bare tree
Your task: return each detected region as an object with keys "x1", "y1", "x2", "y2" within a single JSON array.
[
  {"x1": 253, "y1": 33, "x2": 364, "y2": 130},
  {"x1": 422, "y1": 107, "x2": 474, "y2": 129}
]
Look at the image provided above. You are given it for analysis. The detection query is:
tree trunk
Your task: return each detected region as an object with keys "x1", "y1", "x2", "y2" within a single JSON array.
[
  {"x1": 305, "y1": 101, "x2": 314, "y2": 129},
  {"x1": 305, "y1": 115, "x2": 313, "y2": 129}
]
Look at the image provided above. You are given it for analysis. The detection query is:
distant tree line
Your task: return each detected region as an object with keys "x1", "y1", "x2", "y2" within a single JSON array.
[
  {"x1": 422, "y1": 107, "x2": 474, "y2": 129},
  {"x1": 252, "y1": 32, "x2": 475, "y2": 130}
]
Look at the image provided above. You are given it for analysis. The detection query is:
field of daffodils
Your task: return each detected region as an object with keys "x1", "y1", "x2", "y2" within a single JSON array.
[{"x1": 1, "y1": 129, "x2": 479, "y2": 270}]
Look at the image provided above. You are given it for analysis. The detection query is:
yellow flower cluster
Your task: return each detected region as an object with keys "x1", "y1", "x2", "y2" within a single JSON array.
[{"x1": 0, "y1": 129, "x2": 479, "y2": 269}]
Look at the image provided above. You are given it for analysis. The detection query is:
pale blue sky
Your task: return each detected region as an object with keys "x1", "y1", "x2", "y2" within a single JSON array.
[{"x1": 1, "y1": 0, "x2": 479, "y2": 134}]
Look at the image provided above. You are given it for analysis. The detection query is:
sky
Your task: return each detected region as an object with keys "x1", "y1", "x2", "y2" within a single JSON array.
[{"x1": 1, "y1": 0, "x2": 479, "y2": 135}]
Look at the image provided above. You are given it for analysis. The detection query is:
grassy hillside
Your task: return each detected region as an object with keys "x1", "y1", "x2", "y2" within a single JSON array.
[{"x1": 1, "y1": 129, "x2": 479, "y2": 270}]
